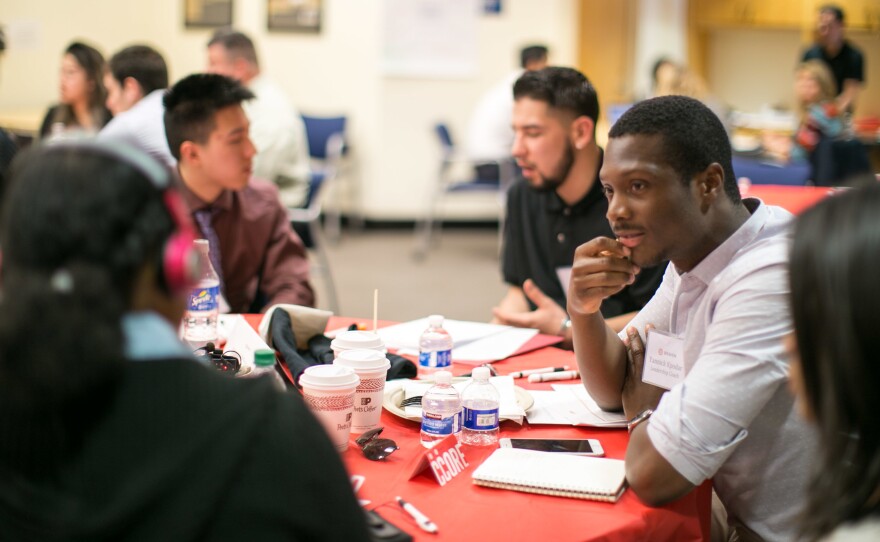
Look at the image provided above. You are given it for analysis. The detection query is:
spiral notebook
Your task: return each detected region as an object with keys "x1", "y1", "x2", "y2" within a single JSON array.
[{"x1": 472, "y1": 448, "x2": 627, "y2": 502}]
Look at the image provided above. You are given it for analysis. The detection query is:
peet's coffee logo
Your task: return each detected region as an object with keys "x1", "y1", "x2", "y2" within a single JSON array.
[{"x1": 355, "y1": 397, "x2": 378, "y2": 413}]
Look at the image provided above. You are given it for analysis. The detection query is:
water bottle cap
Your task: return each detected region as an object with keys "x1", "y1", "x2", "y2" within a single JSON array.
[
  {"x1": 471, "y1": 366, "x2": 491, "y2": 380},
  {"x1": 434, "y1": 370, "x2": 452, "y2": 384},
  {"x1": 254, "y1": 349, "x2": 276, "y2": 367},
  {"x1": 428, "y1": 314, "x2": 444, "y2": 327}
]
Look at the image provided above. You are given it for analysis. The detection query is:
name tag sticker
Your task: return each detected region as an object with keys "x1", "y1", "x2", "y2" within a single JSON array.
[{"x1": 641, "y1": 330, "x2": 685, "y2": 390}]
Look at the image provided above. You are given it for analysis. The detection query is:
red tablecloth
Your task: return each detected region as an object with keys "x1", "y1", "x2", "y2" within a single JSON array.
[
  {"x1": 245, "y1": 314, "x2": 711, "y2": 541},
  {"x1": 741, "y1": 184, "x2": 835, "y2": 214}
]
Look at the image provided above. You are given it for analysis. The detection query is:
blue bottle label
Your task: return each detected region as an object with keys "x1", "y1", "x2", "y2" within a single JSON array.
[
  {"x1": 189, "y1": 285, "x2": 219, "y2": 311},
  {"x1": 421, "y1": 411, "x2": 461, "y2": 435},
  {"x1": 419, "y1": 349, "x2": 452, "y2": 368},
  {"x1": 463, "y1": 407, "x2": 499, "y2": 430}
]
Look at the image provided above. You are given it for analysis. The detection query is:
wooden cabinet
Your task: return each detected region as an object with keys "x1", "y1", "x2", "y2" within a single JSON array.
[
  {"x1": 692, "y1": 0, "x2": 807, "y2": 29},
  {"x1": 692, "y1": 0, "x2": 880, "y2": 30}
]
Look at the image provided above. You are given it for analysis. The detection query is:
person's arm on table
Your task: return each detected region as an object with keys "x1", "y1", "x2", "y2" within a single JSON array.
[
  {"x1": 622, "y1": 326, "x2": 694, "y2": 506},
  {"x1": 493, "y1": 279, "x2": 572, "y2": 346},
  {"x1": 567, "y1": 237, "x2": 642, "y2": 410}
]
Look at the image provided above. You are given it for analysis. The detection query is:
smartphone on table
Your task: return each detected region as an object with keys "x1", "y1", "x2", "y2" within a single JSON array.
[{"x1": 498, "y1": 438, "x2": 605, "y2": 457}]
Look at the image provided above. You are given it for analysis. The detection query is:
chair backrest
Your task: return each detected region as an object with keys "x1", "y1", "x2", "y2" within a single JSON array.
[{"x1": 302, "y1": 114, "x2": 347, "y2": 160}]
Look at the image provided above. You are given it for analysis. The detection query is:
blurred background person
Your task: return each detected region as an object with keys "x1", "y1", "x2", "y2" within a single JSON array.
[
  {"x1": 0, "y1": 141, "x2": 369, "y2": 540},
  {"x1": 801, "y1": 4, "x2": 864, "y2": 114},
  {"x1": 206, "y1": 28, "x2": 311, "y2": 209},
  {"x1": 466, "y1": 44, "x2": 548, "y2": 181},
  {"x1": 38, "y1": 41, "x2": 112, "y2": 139},
  {"x1": 787, "y1": 183, "x2": 880, "y2": 541},
  {"x1": 98, "y1": 44, "x2": 175, "y2": 168}
]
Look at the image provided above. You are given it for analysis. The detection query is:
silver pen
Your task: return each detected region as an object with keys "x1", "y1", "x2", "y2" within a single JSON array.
[{"x1": 395, "y1": 496, "x2": 438, "y2": 534}]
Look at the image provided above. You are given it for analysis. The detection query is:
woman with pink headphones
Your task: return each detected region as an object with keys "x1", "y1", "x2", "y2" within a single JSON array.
[{"x1": 0, "y1": 141, "x2": 370, "y2": 541}]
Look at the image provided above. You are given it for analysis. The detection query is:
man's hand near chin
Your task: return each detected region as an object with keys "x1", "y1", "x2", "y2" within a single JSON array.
[{"x1": 492, "y1": 279, "x2": 572, "y2": 347}]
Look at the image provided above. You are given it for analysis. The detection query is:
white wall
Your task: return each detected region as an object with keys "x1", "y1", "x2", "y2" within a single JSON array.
[
  {"x1": 633, "y1": 0, "x2": 687, "y2": 100},
  {"x1": 0, "y1": 0, "x2": 578, "y2": 220}
]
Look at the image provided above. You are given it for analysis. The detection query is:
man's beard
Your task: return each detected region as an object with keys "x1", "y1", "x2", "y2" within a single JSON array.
[{"x1": 533, "y1": 142, "x2": 575, "y2": 193}]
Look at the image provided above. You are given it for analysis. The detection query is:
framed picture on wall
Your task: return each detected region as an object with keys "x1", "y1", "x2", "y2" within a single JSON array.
[
  {"x1": 267, "y1": 0, "x2": 322, "y2": 33},
  {"x1": 184, "y1": 0, "x2": 233, "y2": 28}
]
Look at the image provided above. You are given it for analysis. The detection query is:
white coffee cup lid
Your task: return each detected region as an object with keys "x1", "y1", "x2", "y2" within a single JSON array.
[
  {"x1": 330, "y1": 330, "x2": 385, "y2": 351},
  {"x1": 334, "y1": 349, "x2": 391, "y2": 371},
  {"x1": 299, "y1": 364, "x2": 360, "y2": 389}
]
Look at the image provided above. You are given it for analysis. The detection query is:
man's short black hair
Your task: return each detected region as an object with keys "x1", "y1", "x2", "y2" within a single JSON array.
[
  {"x1": 609, "y1": 95, "x2": 740, "y2": 203},
  {"x1": 520, "y1": 45, "x2": 548, "y2": 69},
  {"x1": 513, "y1": 67, "x2": 599, "y2": 133},
  {"x1": 208, "y1": 27, "x2": 259, "y2": 67},
  {"x1": 108, "y1": 45, "x2": 168, "y2": 96},
  {"x1": 819, "y1": 4, "x2": 845, "y2": 24},
  {"x1": 163, "y1": 73, "x2": 254, "y2": 160}
]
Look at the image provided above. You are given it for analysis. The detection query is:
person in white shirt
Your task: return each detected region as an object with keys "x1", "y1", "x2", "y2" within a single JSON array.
[
  {"x1": 206, "y1": 29, "x2": 311, "y2": 209},
  {"x1": 466, "y1": 44, "x2": 548, "y2": 177},
  {"x1": 786, "y1": 183, "x2": 880, "y2": 542},
  {"x1": 569, "y1": 95, "x2": 814, "y2": 541},
  {"x1": 99, "y1": 45, "x2": 175, "y2": 169}
]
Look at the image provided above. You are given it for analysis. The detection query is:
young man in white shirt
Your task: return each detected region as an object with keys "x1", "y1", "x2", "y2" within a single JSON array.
[{"x1": 569, "y1": 95, "x2": 814, "y2": 541}]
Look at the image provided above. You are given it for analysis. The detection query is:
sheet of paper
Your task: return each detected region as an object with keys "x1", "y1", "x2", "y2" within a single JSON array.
[
  {"x1": 525, "y1": 385, "x2": 626, "y2": 427},
  {"x1": 224, "y1": 315, "x2": 271, "y2": 370},
  {"x1": 376, "y1": 318, "x2": 538, "y2": 363}
]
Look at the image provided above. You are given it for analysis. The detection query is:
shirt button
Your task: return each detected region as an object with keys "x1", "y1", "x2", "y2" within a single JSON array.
[
  {"x1": 557, "y1": 233, "x2": 565, "y2": 243},
  {"x1": 563, "y1": 208, "x2": 571, "y2": 216}
]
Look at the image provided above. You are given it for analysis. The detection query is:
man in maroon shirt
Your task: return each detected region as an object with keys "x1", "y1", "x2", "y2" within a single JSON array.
[{"x1": 163, "y1": 73, "x2": 314, "y2": 312}]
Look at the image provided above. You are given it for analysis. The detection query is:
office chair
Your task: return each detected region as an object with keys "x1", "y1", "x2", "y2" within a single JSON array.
[
  {"x1": 301, "y1": 114, "x2": 350, "y2": 241},
  {"x1": 290, "y1": 114, "x2": 347, "y2": 314},
  {"x1": 413, "y1": 122, "x2": 514, "y2": 260}
]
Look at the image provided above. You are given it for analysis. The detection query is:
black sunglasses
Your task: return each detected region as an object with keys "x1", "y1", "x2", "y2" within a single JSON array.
[
  {"x1": 355, "y1": 427, "x2": 399, "y2": 461},
  {"x1": 193, "y1": 342, "x2": 242, "y2": 375}
]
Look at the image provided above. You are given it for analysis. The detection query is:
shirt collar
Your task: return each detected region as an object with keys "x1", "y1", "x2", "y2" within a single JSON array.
[
  {"x1": 123, "y1": 311, "x2": 194, "y2": 361},
  {"x1": 682, "y1": 198, "x2": 767, "y2": 285},
  {"x1": 174, "y1": 174, "x2": 235, "y2": 212}
]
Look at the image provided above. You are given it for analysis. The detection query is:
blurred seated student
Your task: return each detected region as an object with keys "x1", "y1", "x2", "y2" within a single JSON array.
[
  {"x1": 39, "y1": 41, "x2": 112, "y2": 139},
  {"x1": 163, "y1": 73, "x2": 314, "y2": 312},
  {"x1": 0, "y1": 141, "x2": 370, "y2": 541},
  {"x1": 760, "y1": 60, "x2": 870, "y2": 185},
  {"x1": 787, "y1": 183, "x2": 880, "y2": 541},
  {"x1": 99, "y1": 44, "x2": 175, "y2": 169}
]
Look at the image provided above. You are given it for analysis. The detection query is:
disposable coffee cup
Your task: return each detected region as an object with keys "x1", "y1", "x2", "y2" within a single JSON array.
[
  {"x1": 334, "y1": 349, "x2": 392, "y2": 434},
  {"x1": 299, "y1": 365, "x2": 360, "y2": 451},
  {"x1": 330, "y1": 330, "x2": 385, "y2": 358}
]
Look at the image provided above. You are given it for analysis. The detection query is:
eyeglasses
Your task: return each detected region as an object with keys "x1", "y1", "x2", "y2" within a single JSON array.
[
  {"x1": 193, "y1": 342, "x2": 242, "y2": 375},
  {"x1": 355, "y1": 427, "x2": 399, "y2": 461}
]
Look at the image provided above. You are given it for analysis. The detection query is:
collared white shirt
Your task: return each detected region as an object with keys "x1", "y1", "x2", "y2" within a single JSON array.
[{"x1": 622, "y1": 199, "x2": 816, "y2": 542}]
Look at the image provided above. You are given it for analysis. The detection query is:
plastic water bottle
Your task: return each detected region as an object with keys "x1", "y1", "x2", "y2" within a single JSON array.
[
  {"x1": 251, "y1": 349, "x2": 287, "y2": 392},
  {"x1": 460, "y1": 367, "x2": 500, "y2": 446},
  {"x1": 418, "y1": 315, "x2": 453, "y2": 378},
  {"x1": 183, "y1": 239, "x2": 219, "y2": 347},
  {"x1": 420, "y1": 371, "x2": 462, "y2": 448}
]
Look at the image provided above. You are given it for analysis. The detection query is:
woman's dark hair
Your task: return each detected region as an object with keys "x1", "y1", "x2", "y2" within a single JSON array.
[
  {"x1": 790, "y1": 183, "x2": 880, "y2": 540},
  {"x1": 0, "y1": 143, "x2": 176, "y2": 479},
  {"x1": 51, "y1": 41, "x2": 111, "y2": 130}
]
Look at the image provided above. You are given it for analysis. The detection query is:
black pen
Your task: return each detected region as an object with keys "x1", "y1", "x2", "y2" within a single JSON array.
[
  {"x1": 395, "y1": 496, "x2": 438, "y2": 534},
  {"x1": 509, "y1": 365, "x2": 570, "y2": 379}
]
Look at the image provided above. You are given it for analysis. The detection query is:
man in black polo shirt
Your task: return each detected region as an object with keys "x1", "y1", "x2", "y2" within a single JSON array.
[
  {"x1": 492, "y1": 67, "x2": 663, "y2": 346},
  {"x1": 801, "y1": 4, "x2": 864, "y2": 112}
]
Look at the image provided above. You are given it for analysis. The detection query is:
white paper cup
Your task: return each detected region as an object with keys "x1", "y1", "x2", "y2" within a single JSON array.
[
  {"x1": 334, "y1": 349, "x2": 392, "y2": 433},
  {"x1": 299, "y1": 365, "x2": 360, "y2": 451},
  {"x1": 330, "y1": 330, "x2": 385, "y2": 358}
]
